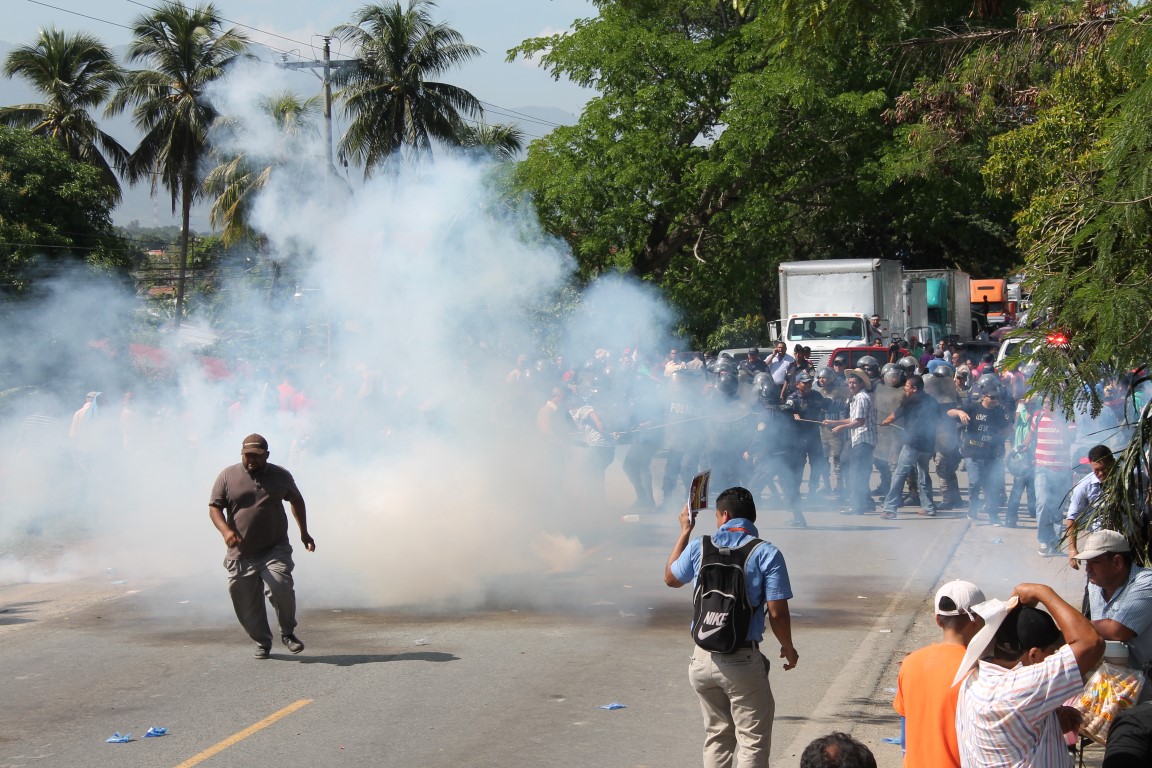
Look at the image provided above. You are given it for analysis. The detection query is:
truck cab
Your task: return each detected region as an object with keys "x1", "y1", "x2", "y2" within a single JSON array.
[
  {"x1": 774, "y1": 314, "x2": 879, "y2": 369},
  {"x1": 971, "y1": 279, "x2": 1009, "y2": 327}
]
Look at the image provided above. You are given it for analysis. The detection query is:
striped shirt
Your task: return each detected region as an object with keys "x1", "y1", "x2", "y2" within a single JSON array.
[
  {"x1": 1032, "y1": 410, "x2": 1075, "y2": 470},
  {"x1": 848, "y1": 390, "x2": 876, "y2": 447},
  {"x1": 957, "y1": 645, "x2": 1082, "y2": 768}
]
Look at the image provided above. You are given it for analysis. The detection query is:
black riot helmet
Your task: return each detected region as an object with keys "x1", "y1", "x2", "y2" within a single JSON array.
[
  {"x1": 756, "y1": 374, "x2": 780, "y2": 406},
  {"x1": 717, "y1": 369, "x2": 739, "y2": 397},
  {"x1": 857, "y1": 355, "x2": 881, "y2": 380}
]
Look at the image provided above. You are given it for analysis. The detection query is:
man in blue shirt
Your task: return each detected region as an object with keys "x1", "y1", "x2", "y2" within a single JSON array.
[
  {"x1": 665, "y1": 487, "x2": 799, "y2": 768},
  {"x1": 1075, "y1": 529, "x2": 1152, "y2": 700}
]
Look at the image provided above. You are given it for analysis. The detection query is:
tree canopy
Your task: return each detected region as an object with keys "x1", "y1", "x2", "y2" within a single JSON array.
[
  {"x1": 0, "y1": 126, "x2": 136, "y2": 296},
  {"x1": 0, "y1": 28, "x2": 129, "y2": 201},
  {"x1": 508, "y1": 0, "x2": 1026, "y2": 344}
]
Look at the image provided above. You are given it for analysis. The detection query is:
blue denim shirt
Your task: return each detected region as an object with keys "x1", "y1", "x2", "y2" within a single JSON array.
[{"x1": 670, "y1": 518, "x2": 793, "y2": 642}]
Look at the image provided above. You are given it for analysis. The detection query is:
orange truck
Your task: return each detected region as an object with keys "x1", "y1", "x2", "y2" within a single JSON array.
[{"x1": 970, "y1": 279, "x2": 1010, "y2": 327}]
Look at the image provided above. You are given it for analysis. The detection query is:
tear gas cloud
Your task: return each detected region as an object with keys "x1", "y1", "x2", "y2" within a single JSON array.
[{"x1": 0, "y1": 66, "x2": 683, "y2": 613}]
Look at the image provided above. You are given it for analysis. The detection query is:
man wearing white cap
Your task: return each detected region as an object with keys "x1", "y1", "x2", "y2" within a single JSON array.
[
  {"x1": 893, "y1": 580, "x2": 985, "y2": 768},
  {"x1": 1077, "y1": 529, "x2": 1152, "y2": 699}
]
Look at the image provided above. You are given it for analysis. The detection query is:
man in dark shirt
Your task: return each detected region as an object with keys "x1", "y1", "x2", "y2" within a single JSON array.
[
  {"x1": 947, "y1": 388, "x2": 1012, "y2": 526},
  {"x1": 880, "y1": 375, "x2": 942, "y2": 519},
  {"x1": 209, "y1": 433, "x2": 315, "y2": 659}
]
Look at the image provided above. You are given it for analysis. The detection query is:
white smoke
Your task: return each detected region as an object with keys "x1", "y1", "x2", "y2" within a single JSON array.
[{"x1": 0, "y1": 63, "x2": 681, "y2": 615}]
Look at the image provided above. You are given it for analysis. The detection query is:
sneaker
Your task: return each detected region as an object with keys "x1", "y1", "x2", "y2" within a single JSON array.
[
  {"x1": 1038, "y1": 543, "x2": 1052, "y2": 557},
  {"x1": 254, "y1": 645, "x2": 271, "y2": 660},
  {"x1": 282, "y1": 634, "x2": 305, "y2": 654},
  {"x1": 1004, "y1": 520, "x2": 1018, "y2": 529},
  {"x1": 880, "y1": 511, "x2": 897, "y2": 520},
  {"x1": 787, "y1": 518, "x2": 808, "y2": 528},
  {"x1": 924, "y1": 509, "x2": 936, "y2": 517}
]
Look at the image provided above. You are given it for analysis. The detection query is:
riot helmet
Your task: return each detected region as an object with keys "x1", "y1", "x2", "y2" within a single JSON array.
[
  {"x1": 898, "y1": 356, "x2": 919, "y2": 374},
  {"x1": 973, "y1": 372, "x2": 1003, "y2": 398},
  {"x1": 931, "y1": 362, "x2": 955, "y2": 379},
  {"x1": 716, "y1": 370, "x2": 739, "y2": 397},
  {"x1": 857, "y1": 355, "x2": 881, "y2": 380},
  {"x1": 881, "y1": 363, "x2": 905, "y2": 387}
]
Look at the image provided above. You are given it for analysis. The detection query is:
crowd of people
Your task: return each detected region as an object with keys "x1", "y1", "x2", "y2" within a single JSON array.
[{"x1": 514, "y1": 339, "x2": 1144, "y2": 550}]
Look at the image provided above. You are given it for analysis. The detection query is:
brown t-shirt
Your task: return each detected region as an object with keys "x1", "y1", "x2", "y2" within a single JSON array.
[{"x1": 209, "y1": 462, "x2": 302, "y2": 559}]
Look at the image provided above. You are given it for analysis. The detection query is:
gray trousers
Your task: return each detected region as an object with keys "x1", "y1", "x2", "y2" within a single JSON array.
[{"x1": 225, "y1": 543, "x2": 297, "y2": 648}]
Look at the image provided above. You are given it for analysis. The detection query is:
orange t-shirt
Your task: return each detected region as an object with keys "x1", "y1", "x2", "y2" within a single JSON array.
[{"x1": 893, "y1": 642, "x2": 968, "y2": 768}]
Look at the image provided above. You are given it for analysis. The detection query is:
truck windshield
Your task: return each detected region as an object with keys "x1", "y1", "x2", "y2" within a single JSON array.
[{"x1": 787, "y1": 317, "x2": 864, "y2": 341}]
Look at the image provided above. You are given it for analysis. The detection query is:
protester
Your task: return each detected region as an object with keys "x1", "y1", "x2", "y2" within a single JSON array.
[
  {"x1": 824, "y1": 369, "x2": 877, "y2": 516},
  {"x1": 956, "y1": 583, "x2": 1105, "y2": 767},
  {"x1": 1030, "y1": 398, "x2": 1077, "y2": 557},
  {"x1": 208, "y1": 434, "x2": 315, "y2": 659},
  {"x1": 894, "y1": 580, "x2": 985, "y2": 768},
  {"x1": 665, "y1": 487, "x2": 798, "y2": 768},
  {"x1": 1066, "y1": 445, "x2": 1117, "y2": 568},
  {"x1": 880, "y1": 375, "x2": 942, "y2": 519}
]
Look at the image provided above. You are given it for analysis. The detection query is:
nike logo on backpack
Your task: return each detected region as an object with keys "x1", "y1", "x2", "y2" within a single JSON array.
[{"x1": 697, "y1": 625, "x2": 725, "y2": 640}]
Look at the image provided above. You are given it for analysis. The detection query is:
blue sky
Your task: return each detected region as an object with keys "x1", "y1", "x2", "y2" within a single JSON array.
[
  {"x1": 6, "y1": 0, "x2": 596, "y2": 118},
  {"x1": 4, "y1": 0, "x2": 597, "y2": 226}
]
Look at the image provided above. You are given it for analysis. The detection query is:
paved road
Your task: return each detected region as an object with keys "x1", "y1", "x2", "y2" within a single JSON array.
[{"x1": 0, "y1": 485, "x2": 1099, "y2": 768}]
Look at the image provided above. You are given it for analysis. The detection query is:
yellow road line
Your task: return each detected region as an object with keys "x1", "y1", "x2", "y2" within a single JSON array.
[{"x1": 173, "y1": 698, "x2": 313, "y2": 768}]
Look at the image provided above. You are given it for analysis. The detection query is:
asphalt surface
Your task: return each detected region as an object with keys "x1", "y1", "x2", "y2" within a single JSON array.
[{"x1": 0, "y1": 476, "x2": 1104, "y2": 768}]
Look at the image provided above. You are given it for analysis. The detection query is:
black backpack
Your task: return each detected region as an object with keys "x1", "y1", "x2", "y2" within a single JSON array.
[{"x1": 692, "y1": 536, "x2": 764, "y2": 653}]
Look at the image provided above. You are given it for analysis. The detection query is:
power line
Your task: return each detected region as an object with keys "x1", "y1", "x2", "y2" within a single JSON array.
[
  {"x1": 24, "y1": 0, "x2": 134, "y2": 31},
  {"x1": 24, "y1": 0, "x2": 574, "y2": 134},
  {"x1": 479, "y1": 101, "x2": 566, "y2": 128}
]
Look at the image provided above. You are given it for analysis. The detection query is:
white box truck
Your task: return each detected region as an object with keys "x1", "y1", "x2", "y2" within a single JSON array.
[{"x1": 774, "y1": 259, "x2": 906, "y2": 369}]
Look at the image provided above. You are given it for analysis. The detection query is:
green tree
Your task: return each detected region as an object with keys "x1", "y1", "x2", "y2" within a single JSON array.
[
  {"x1": 0, "y1": 28, "x2": 129, "y2": 201},
  {"x1": 509, "y1": 1, "x2": 917, "y2": 340},
  {"x1": 332, "y1": 0, "x2": 483, "y2": 172},
  {"x1": 456, "y1": 121, "x2": 525, "y2": 161},
  {"x1": 0, "y1": 126, "x2": 135, "y2": 295},
  {"x1": 205, "y1": 91, "x2": 324, "y2": 245},
  {"x1": 108, "y1": 0, "x2": 251, "y2": 322}
]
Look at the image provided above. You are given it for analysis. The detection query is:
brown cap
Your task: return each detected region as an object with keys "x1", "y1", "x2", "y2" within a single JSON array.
[{"x1": 241, "y1": 434, "x2": 269, "y2": 455}]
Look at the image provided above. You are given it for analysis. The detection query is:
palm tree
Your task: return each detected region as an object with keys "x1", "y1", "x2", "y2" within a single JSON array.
[
  {"x1": 107, "y1": 1, "x2": 251, "y2": 322},
  {"x1": 0, "y1": 28, "x2": 129, "y2": 200},
  {"x1": 456, "y1": 121, "x2": 525, "y2": 162},
  {"x1": 205, "y1": 91, "x2": 323, "y2": 245},
  {"x1": 332, "y1": 0, "x2": 484, "y2": 174}
]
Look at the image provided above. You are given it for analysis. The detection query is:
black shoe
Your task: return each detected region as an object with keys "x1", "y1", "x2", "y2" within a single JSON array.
[
  {"x1": 282, "y1": 634, "x2": 305, "y2": 654},
  {"x1": 1004, "y1": 520, "x2": 1018, "y2": 528},
  {"x1": 254, "y1": 645, "x2": 271, "y2": 660}
]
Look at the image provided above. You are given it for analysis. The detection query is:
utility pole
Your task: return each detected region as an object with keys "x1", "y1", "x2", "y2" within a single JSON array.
[{"x1": 279, "y1": 37, "x2": 356, "y2": 193}]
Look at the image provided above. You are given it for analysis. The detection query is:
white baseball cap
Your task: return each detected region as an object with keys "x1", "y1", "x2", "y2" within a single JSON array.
[{"x1": 935, "y1": 580, "x2": 985, "y2": 618}]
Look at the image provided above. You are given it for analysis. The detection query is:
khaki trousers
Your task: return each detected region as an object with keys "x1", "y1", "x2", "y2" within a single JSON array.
[
  {"x1": 689, "y1": 644, "x2": 776, "y2": 768},
  {"x1": 224, "y1": 543, "x2": 297, "y2": 649}
]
